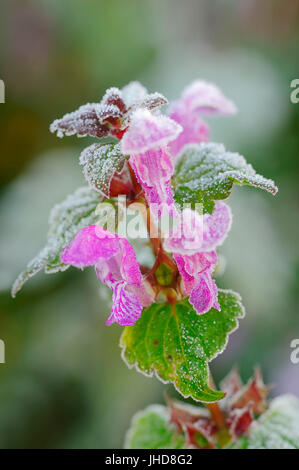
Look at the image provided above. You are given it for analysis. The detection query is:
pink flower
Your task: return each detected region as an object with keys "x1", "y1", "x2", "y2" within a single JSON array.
[
  {"x1": 169, "y1": 80, "x2": 237, "y2": 156},
  {"x1": 164, "y1": 202, "x2": 232, "y2": 314},
  {"x1": 121, "y1": 109, "x2": 182, "y2": 218},
  {"x1": 61, "y1": 225, "x2": 152, "y2": 326}
]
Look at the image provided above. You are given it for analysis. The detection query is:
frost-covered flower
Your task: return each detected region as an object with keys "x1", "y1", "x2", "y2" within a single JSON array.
[
  {"x1": 121, "y1": 109, "x2": 182, "y2": 219},
  {"x1": 169, "y1": 80, "x2": 237, "y2": 156},
  {"x1": 164, "y1": 202, "x2": 232, "y2": 314},
  {"x1": 61, "y1": 225, "x2": 152, "y2": 326}
]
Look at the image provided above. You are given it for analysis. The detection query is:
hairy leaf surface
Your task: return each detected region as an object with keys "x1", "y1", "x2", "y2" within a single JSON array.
[
  {"x1": 12, "y1": 186, "x2": 101, "y2": 296},
  {"x1": 173, "y1": 143, "x2": 278, "y2": 213},
  {"x1": 121, "y1": 290, "x2": 245, "y2": 402}
]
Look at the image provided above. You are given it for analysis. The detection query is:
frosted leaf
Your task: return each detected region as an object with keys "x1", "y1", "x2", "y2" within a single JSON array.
[
  {"x1": 50, "y1": 83, "x2": 167, "y2": 139},
  {"x1": 125, "y1": 405, "x2": 186, "y2": 449},
  {"x1": 121, "y1": 289, "x2": 245, "y2": 403},
  {"x1": 122, "y1": 81, "x2": 148, "y2": 107},
  {"x1": 11, "y1": 186, "x2": 101, "y2": 297},
  {"x1": 50, "y1": 103, "x2": 110, "y2": 139},
  {"x1": 95, "y1": 103, "x2": 123, "y2": 121},
  {"x1": 122, "y1": 92, "x2": 168, "y2": 128},
  {"x1": 173, "y1": 143, "x2": 278, "y2": 213},
  {"x1": 133, "y1": 92, "x2": 168, "y2": 112},
  {"x1": 233, "y1": 395, "x2": 299, "y2": 449},
  {"x1": 79, "y1": 142, "x2": 127, "y2": 196},
  {"x1": 101, "y1": 86, "x2": 126, "y2": 113}
]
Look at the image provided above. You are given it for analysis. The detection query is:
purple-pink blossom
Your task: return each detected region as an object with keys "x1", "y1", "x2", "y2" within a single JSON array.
[
  {"x1": 169, "y1": 80, "x2": 237, "y2": 157},
  {"x1": 61, "y1": 225, "x2": 152, "y2": 326},
  {"x1": 121, "y1": 109, "x2": 182, "y2": 218},
  {"x1": 58, "y1": 81, "x2": 235, "y2": 324},
  {"x1": 164, "y1": 202, "x2": 232, "y2": 314}
]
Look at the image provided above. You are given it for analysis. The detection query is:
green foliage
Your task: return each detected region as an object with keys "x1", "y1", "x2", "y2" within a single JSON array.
[
  {"x1": 232, "y1": 395, "x2": 299, "y2": 449},
  {"x1": 121, "y1": 290, "x2": 245, "y2": 402},
  {"x1": 125, "y1": 405, "x2": 185, "y2": 449},
  {"x1": 126, "y1": 395, "x2": 299, "y2": 450},
  {"x1": 173, "y1": 143, "x2": 278, "y2": 213},
  {"x1": 11, "y1": 186, "x2": 101, "y2": 297}
]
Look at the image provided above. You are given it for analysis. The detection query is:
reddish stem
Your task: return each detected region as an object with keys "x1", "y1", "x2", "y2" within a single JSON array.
[{"x1": 205, "y1": 373, "x2": 227, "y2": 430}]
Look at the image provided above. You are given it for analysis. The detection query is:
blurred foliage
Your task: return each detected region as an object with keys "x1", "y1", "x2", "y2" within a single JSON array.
[{"x1": 0, "y1": 0, "x2": 298, "y2": 448}]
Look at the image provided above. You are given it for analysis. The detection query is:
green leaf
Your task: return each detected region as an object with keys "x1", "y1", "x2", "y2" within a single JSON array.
[
  {"x1": 173, "y1": 143, "x2": 278, "y2": 213},
  {"x1": 11, "y1": 186, "x2": 101, "y2": 297},
  {"x1": 121, "y1": 289, "x2": 245, "y2": 402},
  {"x1": 232, "y1": 395, "x2": 299, "y2": 449},
  {"x1": 125, "y1": 405, "x2": 185, "y2": 449},
  {"x1": 79, "y1": 142, "x2": 127, "y2": 196}
]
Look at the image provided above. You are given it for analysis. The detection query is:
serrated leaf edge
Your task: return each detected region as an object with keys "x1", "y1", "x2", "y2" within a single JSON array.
[{"x1": 120, "y1": 289, "x2": 245, "y2": 403}]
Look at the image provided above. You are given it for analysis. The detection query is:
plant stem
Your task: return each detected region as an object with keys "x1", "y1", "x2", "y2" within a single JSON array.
[{"x1": 205, "y1": 371, "x2": 227, "y2": 430}]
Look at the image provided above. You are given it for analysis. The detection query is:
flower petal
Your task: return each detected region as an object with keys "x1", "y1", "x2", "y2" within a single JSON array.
[
  {"x1": 121, "y1": 108, "x2": 182, "y2": 154},
  {"x1": 202, "y1": 202, "x2": 232, "y2": 251},
  {"x1": 119, "y1": 238, "x2": 143, "y2": 286},
  {"x1": 60, "y1": 225, "x2": 119, "y2": 267},
  {"x1": 164, "y1": 208, "x2": 204, "y2": 255},
  {"x1": 189, "y1": 272, "x2": 220, "y2": 315},
  {"x1": 130, "y1": 148, "x2": 177, "y2": 219},
  {"x1": 105, "y1": 282, "x2": 143, "y2": 326},
  {"x1": 169, "y1": 103, "x2": 209, "y2": 156},
  {"x1": 181, "y1": 80, "x2": 237, "y2": 115},
  {"x1": 174, "y1": 251, "x2": 217, "y2": 295}
]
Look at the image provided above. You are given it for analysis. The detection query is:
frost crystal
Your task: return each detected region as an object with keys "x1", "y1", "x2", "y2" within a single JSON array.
[
  {"x1": 173, "y1": 142, "x2": 278, "y2": 212},
  {"x1": 61, "y1": 225, "x2": 153, "y2": 326},
  {"x1": 11, "y1": 187, "x2": 101, "y2": 297},
  {"x1": 50, "y1": 82, "x2": 168, "y2": 139},
  {"x1": 50, "y1": 103, "x2": 110, "y2": 138},
  {"x1": 121, "y1": 81, "x2": 148, "y2": 107},
  {"x1": 233, "y1": 395, "x2": 299, "y2": 449},
  {"x1": 79, "y1": 142, "x2": 127, "y2": 196}
]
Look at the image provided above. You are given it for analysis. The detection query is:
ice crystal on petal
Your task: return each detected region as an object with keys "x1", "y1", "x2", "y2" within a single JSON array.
[
  {"x1": 122, "y1": 109, "x2": 182, "y2": 218},
  {"x1": 106, "y1": 282, "x2": 143, "y2": 326},
  {"x1": 168, "y1": 80, "x2": 236, "y2": 157},
  {"x1": 61, "y1": 225, "x2": 152, "y2": 326},
  {"x1": 122, "y1": 109, "x2": 182, "y2": 154},
  {"x1": 202, "y1": 201, "x2": 232, "y2": 251},
  {"x1": 164, "y1": 208, "x2": 204, "y2": 255},
  {"x1": 169, "y1": 103, "x2": 209, "y2": 157},
  {"x1": 164, "y1": 202, "x2": 231, "y2": 255},
  {"x1": 189, "y1": 272, "x2": 220, "y2": 314},
  {"x1": 174, "y1": 251, "x2": 219, "y2": 315},
  {"x1": 181, "y1": 80, "x2": 237, "y2": 115},
  {"x1": 11, "y1": 187, "x2": 101, "y2": 297}
]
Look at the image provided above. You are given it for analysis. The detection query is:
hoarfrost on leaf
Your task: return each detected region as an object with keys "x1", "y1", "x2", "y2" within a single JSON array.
[
  {"x1": 79, "y1": 142, "x2": 127, "y2": 196},
  {"x1": 121, "y1": 81, "x2": 148, "y2": 107},
  {"x1": 125, "y1": 405, "x2": 185, "y2": 449},
  {"x1": 11, "y1": 187, "x2": 101, "y2": 297},
  {"x1": 120, "y1": 289, "x2": 245, "y2": 402},
  {"x1": 173, "y1": 143, "x2": 278, "y2": 213},
  {"x1": 232, "y1": 395, "x2": 299, "y2": 449},
  {"x1": 50, "y1": 103, "x2": 110, "y2": 139}
]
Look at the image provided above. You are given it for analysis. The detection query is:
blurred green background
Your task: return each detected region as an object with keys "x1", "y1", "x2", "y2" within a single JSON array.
[{"x1": 0, "y1": 0, "x2": 298, "y2": 448}]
